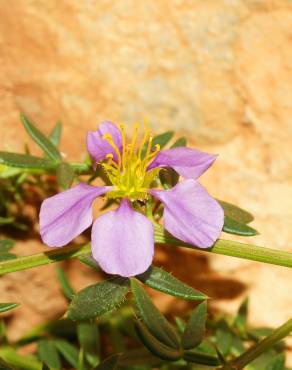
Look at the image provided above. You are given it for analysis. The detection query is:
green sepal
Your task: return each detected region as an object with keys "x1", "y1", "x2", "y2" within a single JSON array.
[
  {"x1": 93, "y1": 354, "x2": 120, "y2": 370},
  {"x1": 218, "y1": 200, "x2": 254, "y2": 224},
  {"x1": 56, "y1": 162, "x2": 74, "y2": 189},
  {"x1": 20, "y1": 114, "x2": 62, "y2": 161},
  {"x1": 171, "y1": 137, "x2": 187, "y2": 148},
  {"x1": 49, "y1": 121, "x2": 62, "y2": 147},
  {"x1": 130, "y1": 278, "x2": 180, "y2": 350},
  {"x1": 182, "y1": 301, "x2": 207, "y2": 350},
  {"x1": 55, "y1": 265, "x2": 75, "y2": 301},
  {"x1": 67, "y1": 277, "x2": 129, "y2": 321},
  {"x1": 137, "y1": 266, "x2": 207, "y2": 301},
  {"x1": 0, "y1": 152, "x2": 56, "y2": 170},
  {"x1": 183, "y1": 350, "x2": 220, "y2": 366},
  {"x1": 0, "y1": 303, "x2": 19, "y2": 314},
  {"x1": 54, "y1": 340, "x2": 79, "y2": 368},
  {"x1": 223, "y1": 215, "x2": 258, "y2": 236},
  {"x1": 135, "y1": 320, "x2": 181, "y2": 361},
  {"x1": 37, "y1": 339, "x2": 61, "y2": 370}
]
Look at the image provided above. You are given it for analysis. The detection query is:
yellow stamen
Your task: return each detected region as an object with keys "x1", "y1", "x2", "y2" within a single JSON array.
[{"x1": 103, "y1": 133, "x2": 122, "y2": 168}]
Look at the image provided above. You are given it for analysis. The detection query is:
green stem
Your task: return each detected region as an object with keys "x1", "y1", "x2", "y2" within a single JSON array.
[
  {"x1": 223, "y1": 318, "x2": 292, "y2": 369},
  {"x1": 0, "y1": 229, "x2": 291, "y2": 276}
]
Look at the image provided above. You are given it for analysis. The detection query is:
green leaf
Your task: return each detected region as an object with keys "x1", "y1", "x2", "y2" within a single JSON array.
[
  {"x1": 49, "y1": 121, "x2": 62, "y2": 147},
  {"x1": 0, "y1": 357, "x2": 15, "y2": 370},
  {"x1": 54, "y1": 340, "x2": 79, "y2": 368},
  {"x1": 135, "y1": 321, "x2": 181, "y2": 361},
  {"x1": 0, "y1": 254, "x2": 17, "y2": 262},
  {"x1": 170, "y1": 137, "x2": 187, "y2": 148},
  {"x1": 41, "y1": 364, "x2": 50, "y2": 370},
  {"x1": 131, "y1": 278, "x2": 180, "y2": 349},
  {"x1": 93, "y1": 354, "x2": 120, "y2": 370},
  {"x1": 0, "y1": 152, "x2": 56, "y2": 170},
  {"x1": 182, "y1": 301, "x2": 207, "y2": 350},
  {"x1": 0, "y1": 303, "x2": 19, "y2": 314},
  {"x1": 137, "y1": 266, "x2": 207, "y2": 301},
  {"x1": 56, "y1": 163, "x2": 74, "y2": 189},
  {"x1": 223, "y1": 216, "x2": 258, "y2": 236},
  {"x1": 0, "y1": 217, "x2": 15, "y2": 226},
  {"x1": 78, "y1": 322, "x2": 100, "y2": 367},
  {"x1": 55, "y1": 265, "x2": 75, "y2": 301},
  {"x1": 234, "y1": 298, "x2": 248, "y2": 332},
  {"x1": 183, "y1": 350, "x2": 220, "y2": 366},
  {"x1": 20, "y1": 114, "x2": 61, "y2": 161},
  {"x1": 265, "y1": 353, "x2": 285, "y2": 370},
  {"x1": 0, "y1": 240, "x2": 14, "y2": 253},
  {"x1": 215, "y1": 320, "x2": 233, "y2": 356},
  {"x1": 68, "y1": 277, "x2": 129, "y2": 321},
  {"x1": 218, "y1": 200, "x2": 254, "y2": 224},
  {"x1": 37, "y1": 339, "x2": 61, "y2": 369}
]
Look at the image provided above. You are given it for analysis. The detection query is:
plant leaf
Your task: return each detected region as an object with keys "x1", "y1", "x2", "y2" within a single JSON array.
[
  {"x1": 218, "y1": 200, "x2": 254, "y2": 224},
  {"x1": 131, "y1": 278, "x2": 180, "y2": 349},
  {"x1": 182, "y1": 301, "x2": 207, "y2": 350},
  {"x1": 55, "y1": 265, "x2": 75, "y2": 301},
  {"x1": 0, "y1": 240, "x2": 15, "y2": 253},
  {"x1": 223, "y1": 216, "x2": 258, "y2": 236},
  {"x1": 137, "y1": 266, "x2": 207, "y2": 301},
  {"x1": 93, "y1": 354, "x2": 120, "y2": 370},
  {"x1": 78, "y1": 322, "x2": 100, "y2": 367},
  {"x1": 0, "y1": 152, "x2": 56, "y2": 170},
  {"x1": 20, "y1": 114, "x2": 61, "y2": 161},
  {"x1": 54, "y1": 340, "x2": 79, "y2": 368},
  {"x1": 68, "y1": 277, "x2": 129, "y2": 321},
  {"x1": 141, "y1": 131, "x2": 174, "y2": 157},
  {"x1": 37, "y1": 339, "x2": 61, "y2": 370},
  {"x1": 0, "y1": 357, "x2": 15, "y2": 369},
  {"x1": 265, "y1": 353, "x2": 285, "y2": 370},
  {"x1": 171, "y1": 137, "x2": 187, "y2": 148},
  {"x1": 183, "y1": 350, "x2": 220, "y2": 366},
  {"x1": 49, "y1": 121, "x2": 62, "y2": 147},
  {"x1": 56, "y1": 163, "x2": 74, "y2": 190},
  {"x1": 135, "y1": 321, "x2": 181, "y2": 361},
  {"x1": 234, "y1": 298, "x2": 248, "y2": 332},
  {"x1": 215, "y1": 320, "x2": 233, "y2": 356},
  {"x1": 0, "y1": 254, "x2": 17, "y2": 262},
  {"x1": 0, "y1": 303, "x2": 19, "y2": 314}
]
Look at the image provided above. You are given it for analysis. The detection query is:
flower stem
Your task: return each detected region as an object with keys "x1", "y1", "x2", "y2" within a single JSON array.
[
  {"x1": 0, "y1": 230, "x2": 291, "y2": 276},
  {"x1": 220, "y1": 318, "x2": 292, "y2": 369}
]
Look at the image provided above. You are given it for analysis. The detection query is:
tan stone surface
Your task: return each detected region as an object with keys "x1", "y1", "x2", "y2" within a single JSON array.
[{"x1": 0, "y1": 0, "x2": 292, "y2": 363}]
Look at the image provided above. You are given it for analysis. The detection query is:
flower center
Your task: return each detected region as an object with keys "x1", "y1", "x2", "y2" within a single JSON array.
[{"x1": 101, "y1": 123, "x2": 160, "y2": 200}]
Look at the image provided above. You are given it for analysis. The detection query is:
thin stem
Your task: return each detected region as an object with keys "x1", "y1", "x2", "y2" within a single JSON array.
[{"x1": 223, "y1": 318, "x2": 292, "y2": 369}]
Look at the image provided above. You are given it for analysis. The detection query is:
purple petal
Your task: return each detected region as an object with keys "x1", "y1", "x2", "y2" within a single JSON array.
[
  {"x1": 91, "y1": 199, "x2": 154, "y2": 277},
  {"x1": 150, "y1": 179, "x2": 224, "y2": 248},
  {"x1": 40, "y1": 183, "x2": 111, "y2": 247},
  {"x1": 147, "y1": 147, "x2": 217, "y2": 179},
  {"x1": 86, "y1": 121, "x2": 122, "y2": 165}
]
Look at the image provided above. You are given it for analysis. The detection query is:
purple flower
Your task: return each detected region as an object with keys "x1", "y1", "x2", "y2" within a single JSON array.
[{"x1": 40, "y1": 121, "x2": 224, "y2": 277}]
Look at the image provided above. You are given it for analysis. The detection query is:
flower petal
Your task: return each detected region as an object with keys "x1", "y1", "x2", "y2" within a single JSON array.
[
  {"x1": 147, "y1": 147, "x2": 217, "y2": 179},
  {"x1": 40, "y1": 183, "x2": 111, "y2": 247},
  {"x1": 91, "y1": 199, "x2": 154, "y2": 277},
  {"x1": 150, "y1": 179, "x2": 224, "y2": 248},
  {"x1": 86, "y1": 121, "x2": 122, "y2": 165}
]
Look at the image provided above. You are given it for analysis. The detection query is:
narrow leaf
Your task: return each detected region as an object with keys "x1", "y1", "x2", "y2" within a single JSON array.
[
  {"x1": 183, "y1": 350, "x2": 220, "y2": 366},
  {"x1": 182, "y1": 301, "x2": 207, "y2": 350},
  {"x1": 42, "y1": 364, "x2": 50, "y2": 370},
  {"x1": 68, "y1": 277, "x2": 129, "y2": 321},
  {"x1": 171, "y1": 137, "x2": 187, "y2": 148},
  {"x1": 0, "y1": 152, "x2": 56, "y2": 170},
  {"x1": 0, "y1": 254, "x2": 17, "y2": 262},
  {"x1": 131, "y1": 278, "x2": 180, "y2": 349},
  {"x1": 265, "y1": 353, "x2": 285, "y2": 370},
  {"x1": 135, "y1": 321, "x2": 181, "y2": 361},
  {"x1": 49, "y1": 121, "x2": 62, "y2": 147},
  {"x1": 137, "y1": 266, "x2": 207, "y2": 301},
  {"x1": 20, "y1": 114, "x2": 61, "y2": 161},
  {"x1": 223, "y1": 216, "x2": 258, "y2": 236},
  {"x1": 234, "y1": 298, "x2": 248, "y2": 332},
  {"x1": 78, "y1": 322, "x2": 100, "y2": 367},
  {"x1": 0, "y1": 358, "x2": 14, "y2": 369},
  {"x1": 54, "y1": 340, "x2": 79, "y2": 368},
  {"x1": 93, "y1": 354, "x2": 120, "y2": 370},
  {"x1": 0, "y1": 303, "x2": 19, "y2": 314},
  {"x1": 55, "y1": 265, "x2": 75, "y2": 301},
  {"x1": 152, "y1": 131, "x2": 174, "y2": 149},
  {"x1": 56, "y1": 163, "x2": 74, "y2": 189},
  {"x1": 0, "y1": 240, "x2": 15, "y2": 253},
  {"x1": 215, "y1": 320, "x2": 233, "y2": 356},
  {"x1": 218, "y1": 200, "x2": 254, "y2": 224},
  {"x1": 37, "y1": 339, "x2": 61, "y2": 369}
]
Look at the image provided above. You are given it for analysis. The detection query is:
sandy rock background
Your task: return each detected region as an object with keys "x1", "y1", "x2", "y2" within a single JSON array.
[{"x1": 0, "y1": 0, "x2": 292, "y2": 362}]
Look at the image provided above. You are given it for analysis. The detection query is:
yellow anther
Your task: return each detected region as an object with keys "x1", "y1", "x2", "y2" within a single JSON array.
[{"x1": 106, "y1": 153, "x2": 114, "y2": 159}]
